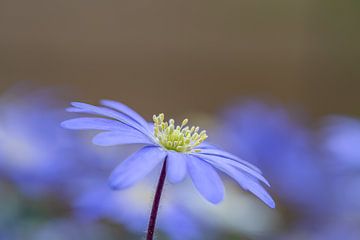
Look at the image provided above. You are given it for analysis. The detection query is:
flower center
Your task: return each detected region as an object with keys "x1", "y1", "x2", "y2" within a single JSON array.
[{"x1": 152, "y1": 113, "x2": 208, "y2": 152}]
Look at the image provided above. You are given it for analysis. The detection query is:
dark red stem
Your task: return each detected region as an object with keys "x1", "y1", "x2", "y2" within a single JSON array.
[{"x1": 146, "y1": 159, "x2": 167, "y2": 240}]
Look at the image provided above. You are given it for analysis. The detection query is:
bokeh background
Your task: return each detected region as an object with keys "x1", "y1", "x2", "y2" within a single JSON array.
[
  {"x1": 1, "y1": 0, "x2": 359, "y2": 117},
  {"x1": 0, "y1": 1, "x2": 359, "y2": 239}
]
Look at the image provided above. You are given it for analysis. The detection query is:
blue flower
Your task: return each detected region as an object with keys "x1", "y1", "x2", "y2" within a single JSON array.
[
  {"x1": 216, "y1": 101, "x2": 326, "y2": 209},
  {"x1": 61, "y1": 100, "x2": 274, "y2": 208},
  {"x1": 321, "y1": 116, "x2": 360, "y2": 220},
  {"x1": 322, "y1": 116, "x2": 360, "y2": 169},
  {"x1": 0, "y1": 88, "x2": 86, "y2": 197}
]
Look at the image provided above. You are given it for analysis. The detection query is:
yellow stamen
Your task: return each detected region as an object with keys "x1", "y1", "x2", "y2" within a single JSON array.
[{"x1": 152, "y1": 113, "x2": 208, "y2": 152}]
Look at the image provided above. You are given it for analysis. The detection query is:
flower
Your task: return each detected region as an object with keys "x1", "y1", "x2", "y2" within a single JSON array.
[
  {"x1": 0, "y1": 87, "x2": 88, "y2": 197},
  {"x1": 61, "y1": 100, "x2": 274, "y2": 208},
  {"x1": 322, "y1": 116, "x2": 360, "y2": 169},
  {"x1": 320, "y1": 116, "x2": 360, "y2": 221},
  {"x1": 216, "y1": 101, "x2": 325, "y2": 210}
]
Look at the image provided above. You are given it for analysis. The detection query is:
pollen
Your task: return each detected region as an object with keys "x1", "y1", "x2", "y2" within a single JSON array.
[{"x1": 152, "y1": 113, "x2": 208, "y2": 152}]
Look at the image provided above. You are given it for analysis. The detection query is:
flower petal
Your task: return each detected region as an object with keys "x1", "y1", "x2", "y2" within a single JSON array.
[
  {"x1": 187, "y1": 155, "x2": 224, "y2": 204},
  {"x1": 109, "y1": 146, "x2": 166, "y2": 189},
  {"x1": 66, "y1": 107, "x2": 86, "y2": 112},
  {"x1": 193, "y1": 152, "x2": 270, "y2": 187},
  {"x1": 236, "y1": 174, "x2": 275, "y2": 208},
  {"x1": 61, "y1": 117, "x2": 129, "y2": 131},
  {"x1": 197, "y1": 147, "x2": 262, "y2": 174},
  {"x1": 205, "y1": 159, "x2": 275, "y2": 208},
  {"x1": 166, "y1": 151, "x2": 187, "y2": 183},
  {"x1": 100, "y1": 99, "x2": 151, "y2": 132},
  {"x1": 70, "y1": 102, "x2": 150, "y2": 136},
  {"x1": 92, "y1": 130, "x2": 154, "y2": 146}
]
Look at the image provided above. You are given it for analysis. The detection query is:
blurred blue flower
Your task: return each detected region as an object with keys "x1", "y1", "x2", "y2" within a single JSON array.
[
  {"x1": 73, "y1": 176, "x2": 203, "y2": 240},
  {"x1": 217, "y1": 101, "x2": 326, "y2": 211},
  {"x1": 322, "y1": 116, "x2": 360, "y2": 169},
  {"x1": 0, "y1": 88, "x2": 90, "y2": 197},
  {"x1": 62, "y1": 100, "x2": 274, "y2": 207},
  {"x1": 321, "y1": 116, "x2": 360, "y2": 221}
]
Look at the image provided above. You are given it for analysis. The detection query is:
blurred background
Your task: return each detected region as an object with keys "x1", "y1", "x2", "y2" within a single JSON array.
[
  {"x1": 1, "y1": 0, "x2": 359, "y2": 117},
  {"x1": 0, "y1": 0, "x2": 359, "y2": 239}
]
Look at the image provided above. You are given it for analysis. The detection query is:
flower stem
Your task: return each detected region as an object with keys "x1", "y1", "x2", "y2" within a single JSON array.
[{"x1": 146, "y1": 159, "x2": 167, "y2": 240}]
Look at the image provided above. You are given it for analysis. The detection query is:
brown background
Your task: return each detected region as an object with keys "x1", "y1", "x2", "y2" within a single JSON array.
[{"x1": 0, "y1": 0, "x2": 359, "y2": 118}]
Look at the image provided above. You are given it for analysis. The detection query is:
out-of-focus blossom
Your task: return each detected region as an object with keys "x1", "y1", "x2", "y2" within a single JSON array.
[
  {"x1": 217, "y1": 101, "x2": 327, "y2": 212},
  {"x1": 62, "y1": 100, "x2": 274, "y2": 207},
  {"x1": 0, "y1": 88, "x2": 90, "y2": 197},
  {"x1": 322, "y1": 116, "x2": 360, "y2": 169},
  {"x1": 321, "y1": 116, "x2": 360, "y2": 222},
  {"x1": 74, "y1": 174, "x2": 203, "y2": 240}
]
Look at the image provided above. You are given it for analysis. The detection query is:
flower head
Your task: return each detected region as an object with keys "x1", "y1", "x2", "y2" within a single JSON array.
[
  {"x1": 153, "y1": 114, "x2": 207, "y2": 152},
  {"x1": 61, "y1": 100, "x2": 274, "y2": 207},
  {"x1": 322, "y1": 116, "x2": 360, "y2": 168},
  {"x1": 0, "y1": 88, "x2": 86, "y2": 197}
]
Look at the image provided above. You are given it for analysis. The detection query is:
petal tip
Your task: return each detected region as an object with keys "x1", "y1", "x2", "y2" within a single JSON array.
[
  {"x1": 108, "y1": 175, "x2": 127, "y2": 190},
  {"x1": 100, "y1": 99, "x2": 112, "y2": 104},
  {"x1": 209, "y1": 195, "x2": 224, "y2": 204},
  {"x1": 70, "y1": 101, "x2": 82, "y2": 107},
  {"x1": 60, "y1": 120, "x2": 71, "y2": 129},
  {"x1": 108, "y1": 180, "x2": 120, "y2": 190},
  {"x1": 264, "y1": 179, "x2": 271, "y2": 187},
  {"x1": 267, "y1": 199, "x2": 276, "y2": 209},
  {"x1": 92, "y1": 137, "x2": 110, "y2": 146},
  {"x1": 167, "y1": 176, "x2": 186, "y2": 184}
]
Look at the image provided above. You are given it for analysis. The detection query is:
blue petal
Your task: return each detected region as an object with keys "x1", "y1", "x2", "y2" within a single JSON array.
[
  {"x1": 148, "y1": 122, "x2": 154, "y2": 129},
  {"x1": 166, "y1": 151, "x2": 187, "y2": 183},
  {"x1": 70, "y1": 102, "x2": 151, "y2": 136},
  {"x1": 92, "y1": 130, "x2": 154, "y2": 146},
  {"x1": 66, "y1": 107, "x2": 86, "y2": 112},
  {"x1": 100, "y1": 99, "x2": 151, "y2": 132},
  {"x1": 197, "y1": 147, "x2": 262, "y2": 173},
  {"x1": 186, "y1": 155, "x2": 224, "y2": 204},
  {"x1": 205, "y1": 159, "x2": 275, "y2": 208},
  {"x1": 109, "y1": 146, "x2": 166, "y2": 189},
  {"x1": 236, "y1": 174, "x2": 275, "y2": 208},
  {"x1": 61, "y1": 117, "x2": 129, "y2": 131},
  {"x1": 193, "y1": 152, "x2": 270, "y2": 187}
]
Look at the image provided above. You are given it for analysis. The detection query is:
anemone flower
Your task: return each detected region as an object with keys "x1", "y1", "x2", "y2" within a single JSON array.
[
  {"x1": 61, "y1": 100, "x2": 274, "y2": 239},
  {"x1": 0, "y1": 88, "x2": 84, "y2": 197},
  {"x1": 322, "y1": 116, "x2": 360, "y2": 168}
]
